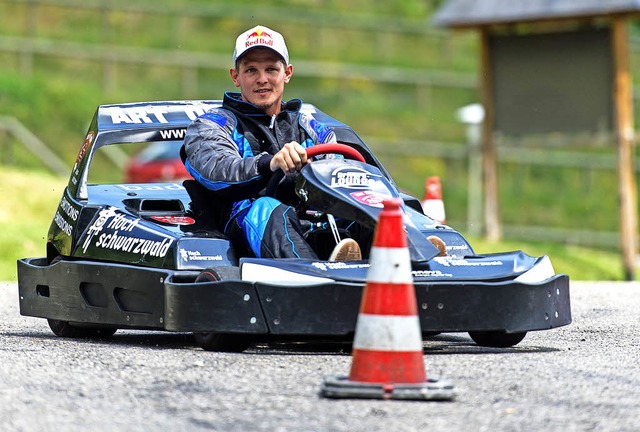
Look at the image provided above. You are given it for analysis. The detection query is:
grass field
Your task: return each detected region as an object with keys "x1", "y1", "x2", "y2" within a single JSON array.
[
  {"x1": 0, "y1": 166, "x2": 627, "y2": 282},
  {"x1": 1, "y1": 168, "x2": 66, "y2": 280}
]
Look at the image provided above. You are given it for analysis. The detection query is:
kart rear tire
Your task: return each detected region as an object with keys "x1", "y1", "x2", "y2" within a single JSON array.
[
  {"x1": 47, "y1": 319, "x2": 117, "y2": 339},
  {"x1": 469, "y1": 331, "x2": 527, "y2": 348}
]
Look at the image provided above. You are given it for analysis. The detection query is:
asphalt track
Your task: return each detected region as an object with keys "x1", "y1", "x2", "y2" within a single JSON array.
[{"x1": 1, "y1": 280, "x2": 639, "y2": 431}]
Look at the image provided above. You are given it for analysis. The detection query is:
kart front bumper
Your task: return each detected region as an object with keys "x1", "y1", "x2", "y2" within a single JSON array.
[{"x1": 17, "y1": 257, "x2": 571, "y2": 336}]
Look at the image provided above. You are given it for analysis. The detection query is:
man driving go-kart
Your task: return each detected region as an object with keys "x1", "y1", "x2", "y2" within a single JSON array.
[{"x1": 182, "y1": 25, "x2": 362, "y2": 261}]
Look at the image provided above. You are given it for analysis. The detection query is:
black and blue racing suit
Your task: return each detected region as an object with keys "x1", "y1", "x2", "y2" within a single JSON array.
[{"x1": 182, "y1": 92, "x2": 337, "y2": 259}]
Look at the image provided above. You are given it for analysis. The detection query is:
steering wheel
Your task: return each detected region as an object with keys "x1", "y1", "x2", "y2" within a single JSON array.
[{"x1": 264, "y1": 143, "x2": 366, "y2": 198}]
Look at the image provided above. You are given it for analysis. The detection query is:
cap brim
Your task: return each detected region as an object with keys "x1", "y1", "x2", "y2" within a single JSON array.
[{"x1": 235, "y1": 46, "x2": 287, "y2": 65}]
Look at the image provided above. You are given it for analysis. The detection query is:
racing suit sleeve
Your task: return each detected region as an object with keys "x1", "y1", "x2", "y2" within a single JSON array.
[{"x1": 182, "y1": 110, "x2": 272, "y2": 200}]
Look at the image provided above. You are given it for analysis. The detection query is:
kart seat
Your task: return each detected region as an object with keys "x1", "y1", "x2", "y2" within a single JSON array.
[{"x1": 182, "y1": 179, "x2": 233, "y2": 234}]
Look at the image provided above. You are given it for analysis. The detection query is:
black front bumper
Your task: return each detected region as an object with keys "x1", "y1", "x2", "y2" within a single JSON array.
[{"x1": 17, "y1": 257, "x2": 571, "y2": 336}]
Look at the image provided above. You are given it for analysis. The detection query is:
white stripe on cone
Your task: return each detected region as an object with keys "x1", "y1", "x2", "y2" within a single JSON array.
[
  {"x1": 353, "y1": 314, "x2": 423, "y2": 351},
  {"x1": 423, "y1": 199, "x2": 445, "y2": 224},
  {"x1": 366, "y1": 246, "x2": 413, "y2": 284}
]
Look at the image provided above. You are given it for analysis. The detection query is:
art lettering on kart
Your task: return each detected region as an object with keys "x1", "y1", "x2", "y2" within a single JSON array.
[
  {"x1": 100, "y1": 104, "x2": 218, "y2": 126},
  {"x1": 77, "y1": 206, "x2": 174, "y2": 261}
]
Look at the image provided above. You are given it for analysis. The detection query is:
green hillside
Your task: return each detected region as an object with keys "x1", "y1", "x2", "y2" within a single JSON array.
[{"x1": 0, "y1": 167, "x2": 624, "y2": 281}]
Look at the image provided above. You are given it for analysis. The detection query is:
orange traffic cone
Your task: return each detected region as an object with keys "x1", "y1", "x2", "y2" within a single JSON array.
[
  {"x1": 422, "y1": 176, "x2": 446, "y2": 224},
  {"x1": 320, "y1": 198, "x2": 455, "y2": 401}
]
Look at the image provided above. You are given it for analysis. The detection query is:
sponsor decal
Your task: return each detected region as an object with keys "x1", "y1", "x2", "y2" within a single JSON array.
[
  {"x1": 311, "y1": 262, "x2": 370, "y2": 271},
  {"x1": 313, "y1": 263, "x2": 453, "y2": 277},
  {"x1": 59, "y1": 196, "x2": 79, "y2": 221},
  {"x1": 103, "y1": 105, "x2": 210, "y2": 125},
  {"x1": 446, "y1": 244, "x2": 469, "y2": 251},
  {"x1": 95, "y1": 232, "x2": 172, "y2": 257},
  {"x1": 350, "y1": 190, "x2": 391, "y2": 208},
  {"x1": 179, "y1": 250, "x2": 223, "y2": 262},
  {"x1": 53, "y1": 211, "x2": 73, "y2": 236},
  {"x1": 330, "y1": 166, "x2": 382, "y2": 190},
  {"x1": 158, "y1": 128, "x2": 187, "y2": 140},
  {"x1": 117, "y1": 183, "x2": 185, "y2": 191},
  {"x1": 82, "y1": 207, "x2": 118, "y2": 253},
  {"x1": 106, "y1": 106, "x2": 169, "y2": 124},
  {"x1": 412, "y1": 270, "x2": 453, "y2": 278},
  {"x1": 312, "y1": 262, "x2": 327, "y2": 271},
  {"x1": 81, "y1": 207, "x2": 173, "y2": 257},
  {"x1": 151, "y1": 216, "x2": 195, "y2": 226},
  {"x1": 433, "y1": 257, "x2": 504, "y2": 267},
  {"x1": 53, "y1": 196, "x2": 81, "y2": 237},
  {"x1": 74, "y1": 131, "x2": 94, "y2": 170}
]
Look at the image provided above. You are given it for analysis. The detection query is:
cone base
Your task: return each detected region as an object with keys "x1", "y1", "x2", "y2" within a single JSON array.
[{"x1": 319, "y1": 375, "x2": 455, "y2": 401}]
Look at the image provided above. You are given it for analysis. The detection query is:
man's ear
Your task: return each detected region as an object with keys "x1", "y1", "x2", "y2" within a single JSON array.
[
  {"x1": 283, "y1": 64, "x2": 293, "y2": 84},
  {"x1": 230, "y1": 68, "x2": 240, "y2": 87}
]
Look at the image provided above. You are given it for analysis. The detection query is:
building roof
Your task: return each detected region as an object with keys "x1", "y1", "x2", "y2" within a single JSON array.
[{"x1": 433, "y1": 0, "x2": 640, "y2": 28}]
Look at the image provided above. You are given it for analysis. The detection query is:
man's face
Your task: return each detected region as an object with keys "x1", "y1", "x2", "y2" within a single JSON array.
[{"x1": 230, "y1": 48, "x2": 293, "y2": 116}]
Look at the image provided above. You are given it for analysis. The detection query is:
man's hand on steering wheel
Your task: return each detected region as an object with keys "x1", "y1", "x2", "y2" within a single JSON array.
[
  {"x1": 270, "y1": 141, "x2": 310, "y2": 174},
  {"x1": 264, "y1": 143, "x2": 367, "y2": 199}
]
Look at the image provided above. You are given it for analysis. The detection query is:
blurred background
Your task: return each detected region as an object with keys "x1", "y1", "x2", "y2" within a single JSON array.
[{"x1": 1, "y1": 0, "x2": 639, "y2": 280}]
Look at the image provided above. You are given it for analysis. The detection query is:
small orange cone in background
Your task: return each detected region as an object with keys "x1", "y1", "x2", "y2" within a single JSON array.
[
  {"x1": 320, "y1": 198, "x2": 455, "y2": 401},
  {"x1": 422, "y1": 176, "x2": 446, "y2": 224}
]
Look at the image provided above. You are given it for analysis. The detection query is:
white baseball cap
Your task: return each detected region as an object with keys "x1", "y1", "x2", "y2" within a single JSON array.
[{"x1": 233, "y1": 25, "x2": 290, "y2": 65}]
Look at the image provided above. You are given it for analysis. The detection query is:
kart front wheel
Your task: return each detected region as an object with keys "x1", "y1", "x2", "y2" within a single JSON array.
[
  {"x1": 469, "y1": 330, "x2": 527, "y2": 348},
  {"x1": 47, "y1": 319, "x2": 117, "y2": 339},
  {"x1": 193, "y1": 267, "x2": 252, "y2": 352}
]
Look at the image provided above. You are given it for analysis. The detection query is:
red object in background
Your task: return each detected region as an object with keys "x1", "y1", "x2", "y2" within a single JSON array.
[
  {"x1": 124, "y1": 142, "x2": 191, "y2": 183},
  {"x1": 421, "y1": 176, "x2": 446, "y2": 224}
]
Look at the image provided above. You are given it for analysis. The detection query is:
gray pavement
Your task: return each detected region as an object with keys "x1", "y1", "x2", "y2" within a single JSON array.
[{"x1": 1, "y1": 280, "x2": 639, "y2": 431}]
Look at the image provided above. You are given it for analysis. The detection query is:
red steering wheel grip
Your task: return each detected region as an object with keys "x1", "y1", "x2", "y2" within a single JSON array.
[{"x1": 306, "y1": 143, "x2": 366, "y2": 163}]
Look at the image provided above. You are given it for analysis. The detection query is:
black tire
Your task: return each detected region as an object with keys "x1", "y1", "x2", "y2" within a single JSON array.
[
  {"x1": 195, "y1": 266, "x2": 240, "y2": 282},
  {"x1": 193, "y1": 332, "x2": 253, "y2": 352},
  {"x1": 47, "y1": 319, "x2": 117, "y2": 339},
  {"x1": 422, "y1": 332, "x2": 442, "y2": 338},
  {"x1": 469, "y1": 331, "x2": 527, "y2": 348},
  {"x1": 193, "y1": 266, "x2": 251, "y2": 352}
]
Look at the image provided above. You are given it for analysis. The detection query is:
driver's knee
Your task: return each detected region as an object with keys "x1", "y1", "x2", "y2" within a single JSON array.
[{"x1": 249, "y1": 197, "x2": 282, "y2": 217}]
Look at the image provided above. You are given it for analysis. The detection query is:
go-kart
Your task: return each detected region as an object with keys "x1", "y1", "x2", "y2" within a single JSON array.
[{"x1": 17, "y1": 100, "x2": 571, "y2": 352}]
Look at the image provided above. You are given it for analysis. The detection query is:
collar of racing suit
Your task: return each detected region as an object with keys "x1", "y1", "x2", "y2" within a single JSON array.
[{"x1": 223, "y1": 92, "x2": 302, "y2": 126}]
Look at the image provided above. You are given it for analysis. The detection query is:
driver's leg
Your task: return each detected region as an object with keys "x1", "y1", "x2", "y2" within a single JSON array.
[{"x1": 231, "y1": 197, "x2": 319, "y2": 259}]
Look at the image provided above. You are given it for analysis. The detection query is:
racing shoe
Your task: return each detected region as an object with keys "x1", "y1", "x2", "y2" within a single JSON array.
[
  {"x1": 329, "y1": 238, "x2": 362, "y2": 261},
  {"x1": 428, "y1": 235, "x2": 447, "y2": 257}
]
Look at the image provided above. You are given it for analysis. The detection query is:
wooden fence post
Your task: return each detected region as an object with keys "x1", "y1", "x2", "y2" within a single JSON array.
[
  {"x1": 479, "y1": 27, "x2": 501, "y2": 241},
  {"x1": 612, "y1": 17, "x2": 638, "y2": 280}
]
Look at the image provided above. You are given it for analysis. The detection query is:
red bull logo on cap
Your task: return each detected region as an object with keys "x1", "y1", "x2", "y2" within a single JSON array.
[{"x1": 245, "y1": 28, "x2": 274, "y2": 48}]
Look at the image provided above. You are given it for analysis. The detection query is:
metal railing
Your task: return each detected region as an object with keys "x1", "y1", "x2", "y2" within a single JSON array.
[{"x1": 0, "y1": 116, "x2": 68, "y2": 176}]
